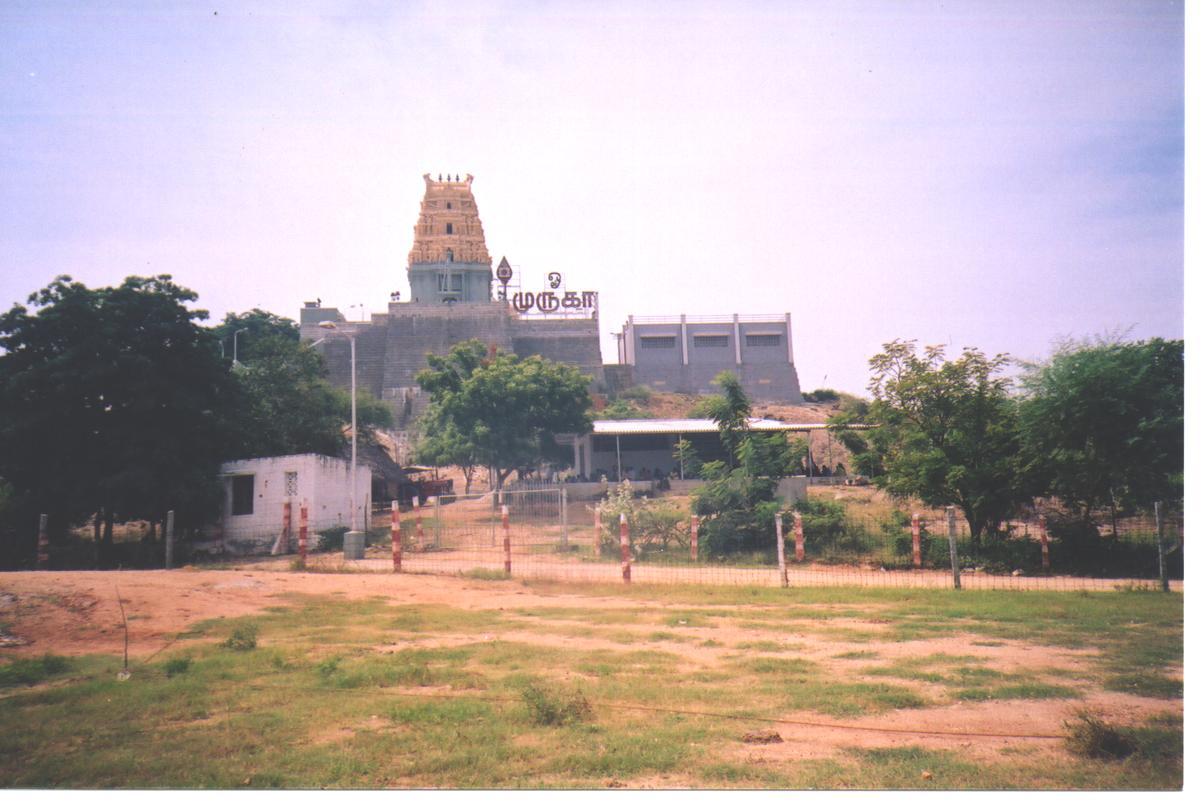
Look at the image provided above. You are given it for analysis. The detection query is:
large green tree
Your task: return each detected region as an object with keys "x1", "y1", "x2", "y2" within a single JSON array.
[
  {"x1": 865, "y1": 340, "x2": 1027, "y2": 546},
  {"x1": 415, "y1": 341, "x2": 592, "y2": 487},
  {"x1": 0, "y1": 276, "x2": 238, "y2": 559},
  {"x1": 1018, "y1": 337, "x2": 1183, "y2": 529},
  {"x1": 691, "y1": 371, "x2": 806, "y2": 556}
]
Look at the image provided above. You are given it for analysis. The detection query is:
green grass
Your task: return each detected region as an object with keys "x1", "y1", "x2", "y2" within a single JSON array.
[{"x1": 0, "y1": 584, "x2": 1181, "y2": 789}]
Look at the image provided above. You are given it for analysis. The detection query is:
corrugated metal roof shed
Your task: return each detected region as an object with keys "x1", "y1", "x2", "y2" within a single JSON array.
[{"x1": 591, "y1": 418, "x2": 831, "y2": 435}]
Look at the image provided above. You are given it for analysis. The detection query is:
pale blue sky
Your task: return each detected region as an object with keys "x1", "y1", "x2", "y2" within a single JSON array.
[{"x1": 0, "y1": 0, "x2": 1185, "y2": 394}]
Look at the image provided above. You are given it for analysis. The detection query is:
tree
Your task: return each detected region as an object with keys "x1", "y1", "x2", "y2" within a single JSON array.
[
  {"x1": 865, "y1": 340, "x2": 1027, "y2": 547},
  {"x1": 415, "y1": 341, "x2": 593, "y2": 487},
  {"x1": 1018, "y1": 337, "x2": 1183, "y2": 530},
  {"x1": 0, "y1": 276, "x2": 239, "y2": 561},
  {"x1": 211, "y1": 309, "x2": 299, "y2": 362},
  {"x1": 691, "y1": 372, "x2": 805, "y2": 556}
]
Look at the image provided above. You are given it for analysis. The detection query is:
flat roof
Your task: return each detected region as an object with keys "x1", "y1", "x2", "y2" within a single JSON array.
[{"x1": 590, "y1": 418, "x2": 861, "y2": 436}]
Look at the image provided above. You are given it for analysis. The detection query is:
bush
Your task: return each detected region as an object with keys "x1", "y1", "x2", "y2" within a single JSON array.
[
  {"x1": 807, "y1": 388, "x2": 839, "y2": 402},
  {"x1": 686, "y1": 395, "x2": 723, "y2": 419},
  {"x1": 617, "y1": 385, "x2": 653, "y2": 404},
  {"x1": 521, "y1": 682, "x2": 592, "y2": 726},
  {"x1": 597, "y1": 481, "x2": 687, "y2": 555},
  {"x1": 1065, "y1": 712, "x2": 1136, "y2": 760},
  {"x1": 163, "y1": 656, "x2": 191, "y2": 677},
  {"x1": 222, "y1": 625, "x2": 258, "y2": 651},
  {"x1": 0, "y1": 653, "x2": 70, "y2": 688}
]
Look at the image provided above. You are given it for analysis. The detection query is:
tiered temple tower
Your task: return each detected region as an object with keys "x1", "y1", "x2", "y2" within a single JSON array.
[{"x1": 406, "y1": 173, "x2": 493, "y2": 304}]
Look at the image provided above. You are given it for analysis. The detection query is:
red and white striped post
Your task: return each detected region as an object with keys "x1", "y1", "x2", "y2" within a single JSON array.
[
  {"x1": 502, "y1": 504, "x2": 512, "y2": 575},
  {"x1": 690, "y1": 514, "x2": 699, "y2": 562},
  {"x1": 298, "y1": 500, "x2": 308, "y2": 569},
  {"x1": 37, "y1": 514, "x2": 49, "y2": 570},
  {"x1": 391, "y1": 499, "x2": 402, "y2": 572},
  {"x1": 794, "y1": 511, "x2": 805, "y2": 562},
  {"x1": 620, "y1": 513, "x2": 631, "y2": 584},
  {"x1": 594, "y1": 506, "x2": 602, "y2": 557},
  {"x1": 1038, "y1": 514, "x2": 1050, "y2": 571},
  {"x1": 413, "y1": 497, "x2": 424, "y2": 547},
  {"x1": 911, "y1": 513, "x2": 922, "y2": 568}
]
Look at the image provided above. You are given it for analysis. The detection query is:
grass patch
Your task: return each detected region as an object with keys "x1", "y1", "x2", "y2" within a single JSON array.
[
  {"x1": 521, "y1": 681, "x2": 593, "y2": 726},
  {"x1": 0, "y1": 654, "x2": 70, "y2": 688},
  {"x1": 459, "y1": 568, "x2": 510, "y2": 581}
]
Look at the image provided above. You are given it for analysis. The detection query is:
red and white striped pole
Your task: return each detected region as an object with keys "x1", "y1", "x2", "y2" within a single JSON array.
[
  {"x1": 502, "y1": 504, "x2": 512, "y2": 575},
  {"x1": 1038, "y1": 514, "x2": 1050, "y2": 571},
  {"x1": 594, "y1": 506, "x2": 602, "y2": 557},
  {"x1": 620, "y1": 513, "x2": 631, "y2": 584},
  {"x1": 281, "y1": 500, "x2": 292, "y2": 553},
  {"x1": 391, "y1": 499, "x2": 402, "y2": 572},
  {"x1": 413, "y1": 497, "x2": 424, "y2": 547},
  {"x1": 37, "y1": 514, "x2": 49, "y2": 570},
  {"x1": 298, "y1": 500, "x2": 308, "y2": 569},
  {"x1": 690, "y1": 514, "x2": 699, "y2": 562},
  {"x1": 911, "y1": 513, "x2": 922, "y2": 568},
  {"x1": 794, "y1": 511, "x2": 805, "y2": 562}
]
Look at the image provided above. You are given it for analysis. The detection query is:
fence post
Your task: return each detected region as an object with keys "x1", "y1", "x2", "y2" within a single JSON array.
[
  {"x1": 690, "y1": 514, "x2": 699, "y2": 562},
  {"x1": 502, "y1": 504, "x2": 512, "y2": 576},
  {"x1": 775, "y1": 512, "x2": 789, "y2": 588},
  {"x1": 272, "y1": 500, "x2": 292, "y2": 556},
  {"x1": 1038, "y1": 514, "x2": 1050, "y2": 572},
  {"x1": 165, "y1": 510, "x2": 175, "y2": 570},
  {"x1": 391, "y1": 500, "x2": 402, "y2": 573},
  {"x1": 413, "y1": 497, "x2": 424, "y2": 547},
  {"x1": 911, "y1": 513, "x2": 922, "y2": 568},
  {"x1": 946, "y1": 507, "x2": 961, "y2": 590},
  {"x1": 434, "y1": 494, "x2": 441, "y2": 549},
  {"x1": 594, "y1": 505, "x2": 602, "y2": 557},
  {"x1": 620, "y1": 513, "x2": 631, "y2": 584},
  {"x1": 794, "y1": 511, "x2": 804, "y2": 562},
  {"x1": 560, "y1": 487, "x2": 568, "y2": 548},
  {"x1": 37, "y1": 514, "x2": 48, "y2": 570},
  {"x1": 1155, "y1": 501, "x2": 1168, "y2": 593},
  {"x1": 298, "y1": 500, "x2": 308, "y2": 569}
]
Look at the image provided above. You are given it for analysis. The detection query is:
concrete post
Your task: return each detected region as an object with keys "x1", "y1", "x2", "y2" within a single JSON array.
[
  {"x1": 1155, "y1": 501, "x2": 1169, "y2": 593},
  {"x1": 502, "y1": 504, "x2": 512, "y2": 576},
  {"x1": 1038, "y1": 514, "x2": 1050, "y2": 571},
  {"x1": 434, "y1": 494, "x2": 441, "y2": 549},
  {"x1": 911, "y1": 513, "x2": 922, "y2": 568},
  {"x1": 946, "y1": 507, "x2": 961, "y2": 590},
  {"x1": 298, "y1": 500, "x2": 308, "y2": 569},
  {"x1": 36, "y1": 514, "x2": 48, "y2": 570},
  {"x1": 165, "y1": 510, "x2": 175, "y2": 570},
  {"x1": 594, "y1": 506, "x2": 602, "y2": 557},
  {"x1": 559, "y1": 487, "x2": 568, "y2": 548},
  {"x1": 413, "y1": 497, "x2": 424, "y2": 547},
  {"x1": 620, "y1": 513, "x2": 631, "y2": 584},
  {"x1": 690, "y1": 514, "x2": 699, "y2": 562},
  {"x1": 794, "y1": 511, "x2": 805, "y2": 562},
  {"x1": 775, "y1": 512, "x2": 789, "y2": 588},
  {"x1": 733, "y1": 313, "x2": 742, "y2": 365},
  {"x1": 680, "y1": 314, "x2": 689, "y2": 366},
  {"x1": 391, "y1": 500, "x2": 402, "y2": 573}
]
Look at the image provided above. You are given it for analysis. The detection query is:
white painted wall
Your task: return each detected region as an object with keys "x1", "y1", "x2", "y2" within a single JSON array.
[{"x1": 218, "y1": 454, "x2": 371, "y2": 554}]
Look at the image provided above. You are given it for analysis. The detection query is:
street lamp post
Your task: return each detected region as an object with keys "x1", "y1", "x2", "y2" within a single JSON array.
[
  {"x1": 319, "y1": 321, "x2": 363, "y2": 558},
  {"x1": 232, "y1": 328, "x2": 248, "y2": 365}
]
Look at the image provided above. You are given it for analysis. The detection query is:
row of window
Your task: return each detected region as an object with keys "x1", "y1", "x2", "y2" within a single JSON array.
[{"x1": 640, "y1": 334, "x2": 781, "y2": 350}]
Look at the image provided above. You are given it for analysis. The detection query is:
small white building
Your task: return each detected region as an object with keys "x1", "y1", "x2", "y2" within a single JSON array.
[{"x1": 217, "y1": 454, "x2": 371, "y2": 554}]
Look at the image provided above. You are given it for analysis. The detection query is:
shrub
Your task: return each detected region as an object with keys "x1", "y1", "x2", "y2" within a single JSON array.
[
  {"x1": 222, "y1": 625, "x2": 258, "y2": 651},
  {"x1": 807, "y1": 388, "x2": 839, "y2": 402},
  {"x1": 685, "y1": 395, "x2": 723, "y2": 419},
  {"x1": 163, "y1": 657, "x2": 192, "y2": 677},
  {"x1": 617, "y1": 385, "x2": 653, "y2": 404},
  {"x1": 0, "y1": 654, "x2": 70, "y2": 688},
  {"x1": 1065, "y1": 712, "x2": 1136, "y2": 760},
  {"x1": 522, "y1": 682, "x2": 592, "y2": 726},
  {"x1": 597, "y1": 480, "x2": 687, "y2": 555}
]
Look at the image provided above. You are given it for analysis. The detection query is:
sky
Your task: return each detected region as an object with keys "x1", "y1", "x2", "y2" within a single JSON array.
[{"x1": 0, "y1": 0, "x2": 1186, "y2": 394}]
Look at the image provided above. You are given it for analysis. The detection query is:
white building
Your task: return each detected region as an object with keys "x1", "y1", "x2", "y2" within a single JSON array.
[{"x1": 217, "y1": 454, "x2": 371, "y2": 554}]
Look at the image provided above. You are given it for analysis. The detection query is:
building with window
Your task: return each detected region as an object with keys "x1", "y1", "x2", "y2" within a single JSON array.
[
  {"x1": 217, "y1": 454, "x2": 371, "y2": 554},
  {"x1": 616, "y1": 314, "x2": 800, "y2": 399}
]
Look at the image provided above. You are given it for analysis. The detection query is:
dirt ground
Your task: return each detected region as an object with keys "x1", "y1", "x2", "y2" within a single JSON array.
[{"x1": 0, "y1": 566, "x2": 1181, "y2": 767}]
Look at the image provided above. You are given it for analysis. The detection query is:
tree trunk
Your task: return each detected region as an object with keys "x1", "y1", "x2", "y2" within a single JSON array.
[{"x1": 101, "y1": 509, "x2": 115, "y2": 568}]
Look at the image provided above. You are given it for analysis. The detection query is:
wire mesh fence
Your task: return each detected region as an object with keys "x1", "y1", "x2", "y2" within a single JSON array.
[{"x1": 305, "y1": 487, "x2": 1183, "y2": 591}]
